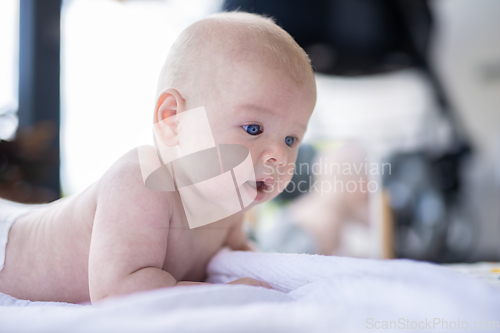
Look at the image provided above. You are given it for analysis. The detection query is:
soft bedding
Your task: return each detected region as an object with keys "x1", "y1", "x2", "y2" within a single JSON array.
[{"x1": 0, "y1": 248, "x2": 499, "y2": 333}]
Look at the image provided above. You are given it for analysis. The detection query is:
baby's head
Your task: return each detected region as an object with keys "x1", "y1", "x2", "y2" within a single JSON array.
[{"x1": 154, "y1": 12, "x2": 316, "y2": 204}]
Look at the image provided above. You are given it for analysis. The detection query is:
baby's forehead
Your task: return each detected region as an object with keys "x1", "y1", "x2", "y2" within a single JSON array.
[{"x1": 212, "y1": 67, "x2": 315, "y2": 122}]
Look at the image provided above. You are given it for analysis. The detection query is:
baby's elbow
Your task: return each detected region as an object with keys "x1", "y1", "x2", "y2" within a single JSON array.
[
  {"x1": 89, "y1": 290, "x2": 108, "y2": 304},
  {"x1": 88, "y1": 272, "x2": 122, "y2": 304},
  {"x1": 89, "y1": 280, "x2": 127, "y2": 304},
  {"x1": 89, "y1": 279, "x2": 111, "y2": 304}
]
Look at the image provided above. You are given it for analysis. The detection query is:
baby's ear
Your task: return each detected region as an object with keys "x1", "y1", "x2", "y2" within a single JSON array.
[{"x1": 154, "y1": 89, "x2": 185, "y2": 147}]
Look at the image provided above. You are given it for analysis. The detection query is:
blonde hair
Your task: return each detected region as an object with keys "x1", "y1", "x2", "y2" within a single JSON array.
[{"x1": 156, "y1": 11, "x2": 315, "y2": 100}]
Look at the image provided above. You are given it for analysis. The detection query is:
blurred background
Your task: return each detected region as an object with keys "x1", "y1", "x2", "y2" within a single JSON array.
[{"x1": 0, "y1": 0, "x2": 499, "y2": 263}]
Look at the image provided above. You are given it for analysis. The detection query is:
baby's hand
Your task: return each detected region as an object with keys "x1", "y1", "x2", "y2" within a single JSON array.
[{"x1": 227, "y1": 277, "x2": 272, "y2": 289}]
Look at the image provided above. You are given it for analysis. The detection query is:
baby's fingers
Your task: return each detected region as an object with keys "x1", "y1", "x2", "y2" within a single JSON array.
[
  {"x1": 227, "y1": 277, "x2": 272, "y2": 289},
  {"x1": 258, "y1": 280, "x2": 272, "y2": 289}
]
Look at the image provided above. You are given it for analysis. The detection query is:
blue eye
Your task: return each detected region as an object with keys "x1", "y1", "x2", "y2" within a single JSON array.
[
  {"x1": 242, "y1": 124, "x2": 263, "y2": 135},
  {"x1": 285, "y1": 136, "x2": 295, "y2": 146}
]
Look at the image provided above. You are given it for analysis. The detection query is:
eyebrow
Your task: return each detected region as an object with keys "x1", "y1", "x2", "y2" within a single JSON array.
[
  {"x1": 238, "y1": 103, "x2": 307, "y2": 130},
  {"x1": 239, "y1": 103, "x2": 273, "y2": 114}
]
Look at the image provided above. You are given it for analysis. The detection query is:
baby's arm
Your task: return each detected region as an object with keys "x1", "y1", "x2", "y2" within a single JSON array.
[
  {"x1": 223, "y1": 220, "x2": 272, "y2": 288},
  {"x1": 88, "y1": 155, "x2": 205, "y2": 303},
  {"x1": 225, "y1": 218, "x2": 258, "y2": 251}
]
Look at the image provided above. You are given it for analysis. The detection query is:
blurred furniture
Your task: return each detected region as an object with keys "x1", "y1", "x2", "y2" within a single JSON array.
[{"x1": 0, "y1": 121, "x2": 59, "y2": 203}]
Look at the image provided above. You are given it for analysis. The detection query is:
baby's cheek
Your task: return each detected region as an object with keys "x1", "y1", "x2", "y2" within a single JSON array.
[{"x1": 278, "y1": 167, "x2": 294, "y2": 192}]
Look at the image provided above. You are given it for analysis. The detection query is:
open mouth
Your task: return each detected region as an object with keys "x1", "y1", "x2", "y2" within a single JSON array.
[
  {"x1": 256, "y1": 181, "x2": 267, "y2": 192},
  {"x1": 243, "y1": 178, "x2": 273, "y2": 202},
  {"x1": 244, "y1": 180, "x2": 269, "y2": 193}
]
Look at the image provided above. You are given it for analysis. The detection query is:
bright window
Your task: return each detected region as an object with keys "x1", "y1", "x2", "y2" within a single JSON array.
[{"x1": 61, "y1": 0, "x2": 222, "y2": 195}]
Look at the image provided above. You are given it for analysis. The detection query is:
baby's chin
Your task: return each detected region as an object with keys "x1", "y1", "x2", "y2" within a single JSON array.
[{"x1": 234, "y1": 197, "x2": 272, "y2": 215}]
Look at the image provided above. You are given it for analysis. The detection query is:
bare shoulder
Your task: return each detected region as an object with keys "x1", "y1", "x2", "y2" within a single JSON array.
[
  {"x1": 94, "y1": 146, "x2": 173, "y2": 223},
  {"x1": 96, "y1": 146, "x2": 144, "y2": 192}
]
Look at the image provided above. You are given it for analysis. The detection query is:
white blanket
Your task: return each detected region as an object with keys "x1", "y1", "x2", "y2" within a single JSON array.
[{"x1": 1, "y1": 248, "x2": 499, "y2": 333}]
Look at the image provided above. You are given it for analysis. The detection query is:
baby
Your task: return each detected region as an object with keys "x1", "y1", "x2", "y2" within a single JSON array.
[{"x1": 0, "y1": 12, "x2": 316, "y2": 304}]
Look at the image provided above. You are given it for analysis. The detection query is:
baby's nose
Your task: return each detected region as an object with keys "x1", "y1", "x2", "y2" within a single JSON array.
[{"x1": 262, "y1": 142, "x2": 287, "y2": 167}]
